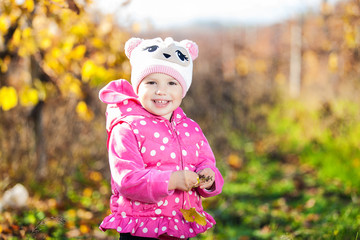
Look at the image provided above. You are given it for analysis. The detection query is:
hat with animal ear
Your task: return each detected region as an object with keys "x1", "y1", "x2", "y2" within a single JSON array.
[{"x1": 124, "y1": 37, "x2": 198, "y2": 97}]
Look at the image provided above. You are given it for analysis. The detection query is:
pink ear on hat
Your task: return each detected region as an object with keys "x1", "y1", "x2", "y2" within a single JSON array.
[
  {"x1": 124, "y1": 38, "x2": 143, "y2": 59},
  {"x1": 181, "y1": 40, "x2": 199, "y2": 61}
]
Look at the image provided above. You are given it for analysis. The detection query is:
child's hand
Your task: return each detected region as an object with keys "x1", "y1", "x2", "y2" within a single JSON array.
[
  {"x1": 168, "y1": 170, "x2": 199, "y2": 192},
  {"x1": 197, "y1": 168, "x2": 215, "y2": 190}
]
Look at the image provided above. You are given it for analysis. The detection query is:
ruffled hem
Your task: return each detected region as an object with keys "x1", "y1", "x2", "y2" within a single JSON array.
[{"x1": 99, "y1": 211, "x2": 215, "y2": 239}]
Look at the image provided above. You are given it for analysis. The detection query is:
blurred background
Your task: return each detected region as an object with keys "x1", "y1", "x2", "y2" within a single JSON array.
[{"x1": 1, "y1": 0, "x2": 360, "y2": 239}]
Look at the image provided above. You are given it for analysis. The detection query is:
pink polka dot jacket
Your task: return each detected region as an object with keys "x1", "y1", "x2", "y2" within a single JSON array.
[{"x1": 98, "y1": 79, "x2": 224, "y2": 239}]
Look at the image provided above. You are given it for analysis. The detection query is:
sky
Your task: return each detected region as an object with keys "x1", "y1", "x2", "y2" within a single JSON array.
[{"x1": 92, "y1": 0, "x2": 343, "y2": 30}]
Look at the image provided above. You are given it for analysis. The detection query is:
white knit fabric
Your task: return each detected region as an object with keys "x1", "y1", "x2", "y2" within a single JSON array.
[{"x1": 125, "y1": 37, "x2": 198, "y2": 97}]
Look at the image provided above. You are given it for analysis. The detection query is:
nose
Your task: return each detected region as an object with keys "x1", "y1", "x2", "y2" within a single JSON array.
[
  {"x1": 163, "y1": 53, "x2": 171, "y2": 59},
  {"x1": 155, "y1": 86, "x2": 166, "y2": 95},
  {"x1": 155, "y1": 89, "x2": 166, "y2": 95}
]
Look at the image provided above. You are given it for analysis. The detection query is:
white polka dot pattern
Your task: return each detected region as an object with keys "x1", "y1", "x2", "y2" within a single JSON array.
[{"x1": 100, "y1": 107, "x2": 218, "y2": 239}]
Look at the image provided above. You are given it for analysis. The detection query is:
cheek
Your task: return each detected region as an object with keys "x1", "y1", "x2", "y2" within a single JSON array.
[
  {"x1": 174, "y1": 96, "x2": 183, "y2": 107},
  {"x1": 136, "y1": 91, "x2": 147, "y2": 107},
  {"x1": 137, "y1": 86, "x2": 149, "y2": 99},
  {"x1": 173, "y1": 86, "x2": 183, "y2": 99}
]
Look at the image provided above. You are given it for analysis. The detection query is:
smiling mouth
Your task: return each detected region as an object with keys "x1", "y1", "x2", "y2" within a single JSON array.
[
  {"x1": 153, "y1": 99, "x2": 170, "y2": 106},
  {"x1": 153, "y1": 100, "x2": 169, "y2": 103}
]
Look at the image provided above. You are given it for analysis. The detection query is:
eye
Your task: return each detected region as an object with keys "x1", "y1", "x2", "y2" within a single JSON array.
[
  {"x1": 143, "y1": 45, "x2": 159, "y2": 52},
  {"x1": 176, "y1": 50, "x2": 188, "y2": 61},
  {"x1": 168, "y1": 81, "x2": 178, "y2": 86}
]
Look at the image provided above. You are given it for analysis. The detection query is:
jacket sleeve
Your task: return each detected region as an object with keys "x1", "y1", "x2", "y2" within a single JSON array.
[
  {"x1": 108, "y1": 123, "x2": 174, "y2": 203},
  {"x1": 195, "y1": 134, "x2": 224, "y2": 198}
]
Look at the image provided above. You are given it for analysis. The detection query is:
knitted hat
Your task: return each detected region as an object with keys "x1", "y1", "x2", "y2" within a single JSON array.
[{"x1": 124, "y1": 37, "x2": 199, "y2": 97}]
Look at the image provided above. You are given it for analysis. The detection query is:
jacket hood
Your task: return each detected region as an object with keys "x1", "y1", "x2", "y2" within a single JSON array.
[{"x1": 99, "y1": 79, "x2": 186, "y2": 132}]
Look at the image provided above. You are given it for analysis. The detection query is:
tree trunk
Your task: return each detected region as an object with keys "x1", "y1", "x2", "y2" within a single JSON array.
[
  {"x1": 31, "y1": 101, "x2": 47, "y2": 179},
  {"x1": 30, "y1": 56, "x2": 48, "y2": 179},
  {"x1": 289, "y1": 18, "x2": 303, "y2": 98}
]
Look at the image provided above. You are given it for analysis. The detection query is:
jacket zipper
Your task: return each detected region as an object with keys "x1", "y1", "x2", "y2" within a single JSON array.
[{"x1": 168, "y1": 120, "x2": 186, "y2": 209}]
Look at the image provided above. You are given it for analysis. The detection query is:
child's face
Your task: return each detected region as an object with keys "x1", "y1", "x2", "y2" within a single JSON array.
[{"x1": 138, "y1": 73, "x2": 183, "y2": 120}]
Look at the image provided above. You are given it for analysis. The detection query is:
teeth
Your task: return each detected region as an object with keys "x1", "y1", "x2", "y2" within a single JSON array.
[{"x1": 155, "y1": 100, "x2": 168, "y2": 104}]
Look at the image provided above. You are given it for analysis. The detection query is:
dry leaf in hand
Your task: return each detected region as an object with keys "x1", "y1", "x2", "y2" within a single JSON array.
[{"x1": 180, "y1": 208, "x2": 207, "y2": 226}]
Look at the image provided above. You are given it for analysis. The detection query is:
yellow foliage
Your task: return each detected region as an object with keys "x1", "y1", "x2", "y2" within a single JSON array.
[
  {"x1": 91, "y1": 37, "x2": 104, "y2": 48},
  {"x1": 328, "y1": 52, "x2": 338, "y2": 73},
  {"x1": 76, "y1": 101, "x2": 94, "y2": 121},
  {"x1": 24, "y1": 0, "x2": 35, "y2": 12},
  {"x1": 12, "y1": 28, "x2": 21, "y2": 46},
  {"x1": 19, "y1": 87, "x2": 39, "y2": 107},
  {"x1": 79, "y1": 224, "x2": 90, "y2": 234},
  {"x1": 45, "y1": 48, "x2": 64, "y2": 73},
  {"x1": 16, "y1": 27, "x2": 37, "y2": 57},
  {"x1": 0, "y1": 15, "x2": 9, "y2": 33},
  {"x1": 0, "y1": 0, "x2": 129, "y2": 111},
  {"x1": 50, "y1": 48, "x2": 62, "y2": 59},
  {"x1": 65, "y1": 209, "x2": 76, "y2": 221},
  {"x1": 82, "y1": 188, "x2": 93, "y2": 197},
  {"x1": 33, "y1": 79, "x2": 47, "y2": 100},
  {"x1": 36, "y1": 27, "x2": 55, "y2": 50},
  {"x1": 236, "y1": 55, "x2": 249, "y2": 76},
  {"x1": 69, "y1": 81, "x2": 82, "y2": 97},
  {"x1": 62, "y1": 37, "x2": 75, "y2": 54},
  {"x1": 254, "y1": 60, "x2": 268, "y2": 74},
  {"x1": 8, "y1": 7, "x2": 20, "y2": 22},
  {"x1": 39, "y1": 37, "x2": 52, "y2": 50},
  {"x1": 52, "y1": 0, "x2": 66, "y2": 3},
  {"x1": 18, "y1": 43, "x2": 35, "y2": 57},
  {"x1": 0, "y1": 86, "x2": 18, "y2": 111},
  {"x1": 345, "y1": 2, "x2": 359, "y2": 16},
  {"x1": 81, "y1": 60, "x2": 96, "y2": 82},
  {"x1": 93, "y1": 53, "x2": 107, "y2": 65},
  {"x1": 0, "y1": 59, "x2": 5, "y2": 73},
  {"x1": 23, "y1": 27, "x2": 32, "y2": 38},
  {"x1": 0, "y1": 56, "x2": 11, "y2": 73},
  {"x1": 344, "y1": 24, "x2": 357, "y2": 49},
  {"x1": 51, "y1": 0, "x2": 67, "y2": 4},
  {"x1": 345, "y1": 33, "x2": 356, "y2": 48},
  {"x1": 70, "y1": 45, "x2": 86, "y2": 60},
  {"x1": 70, "y1": 21, "x2": 89, "y2": 36},
  {"x1": 60, "y1": 74, "x2": 82, "y2": 97},
  {"x1": 46, "y1": 58, "x2": 63, "y2": 74},
  {"x1": 89, "y1": 171, "x2": 103, "y2": 182}
]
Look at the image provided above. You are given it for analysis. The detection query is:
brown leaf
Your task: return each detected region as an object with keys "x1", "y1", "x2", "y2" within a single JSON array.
[{"x1": 228, "y1": 153, "x2": 243, "y2": 169}]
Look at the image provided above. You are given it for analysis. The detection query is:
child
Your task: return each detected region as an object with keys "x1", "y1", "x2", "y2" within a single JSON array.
[{"x1": 99, "y1": 37, "x2": 224, "y2": 240}]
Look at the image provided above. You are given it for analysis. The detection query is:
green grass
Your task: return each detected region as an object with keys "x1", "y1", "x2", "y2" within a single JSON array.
[{"x1": 1, "y1": 99, "x2": 360, "y2": 239}]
